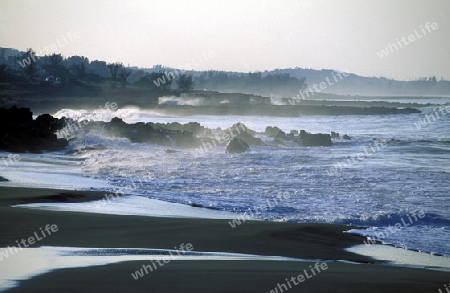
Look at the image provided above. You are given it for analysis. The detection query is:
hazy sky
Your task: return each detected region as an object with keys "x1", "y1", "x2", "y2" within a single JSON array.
[{"x1": 1, "y1": 0, "x2": 449, "y2": 80}]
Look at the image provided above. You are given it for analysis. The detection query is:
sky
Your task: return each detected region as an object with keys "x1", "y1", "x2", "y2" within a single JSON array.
[{"x1": 1, "y1": 0, "x2": 449, "y2": 80}]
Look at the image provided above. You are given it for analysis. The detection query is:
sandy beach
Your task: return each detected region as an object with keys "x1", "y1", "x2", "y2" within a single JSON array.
[
  {"x1": 2, "y1": 1, "x2": 450, "y2": 291},
  {"x1": 0, "y1": 186, "x2": 448, "y2": 293}
]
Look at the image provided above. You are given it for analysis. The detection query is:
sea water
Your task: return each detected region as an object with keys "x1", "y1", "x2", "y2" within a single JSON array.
[{"x1": 1, "y1": 99, "x2": 449, "y2": 256}]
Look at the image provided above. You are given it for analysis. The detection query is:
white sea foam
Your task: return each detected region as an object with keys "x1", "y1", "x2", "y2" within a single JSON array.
[
  {"x1": 14, "y1": 195, "x2": 239, "y2": 219},
  {"x1": 346, "y1": 244, "x2": 450, "y2": 271},
  {"x1": 0, "y1": 246, "x2": 301, "y2": 292}
]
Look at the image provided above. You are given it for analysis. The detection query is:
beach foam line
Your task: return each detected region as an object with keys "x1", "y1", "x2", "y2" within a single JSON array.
[
  {"x1": 4, "y1": 244, "x2": 444, "y2": 292},
  {"x1": 345, "y1": 244, "x2": 450, "y2": 272},
  {"x1": 13, "y1": 195, "x2": 243, "y2": 220},
  {"x1": 0, "y1": 246, "x2": 310, "y2": 292}
]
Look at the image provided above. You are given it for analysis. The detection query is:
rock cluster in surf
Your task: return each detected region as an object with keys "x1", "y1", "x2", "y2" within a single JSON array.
[
  {"x1": 0, "y1": 107, "x2": 68, "y2": 153},
  {"x1": 0, "y1": 107, "x2": 356, "y2": 154}
]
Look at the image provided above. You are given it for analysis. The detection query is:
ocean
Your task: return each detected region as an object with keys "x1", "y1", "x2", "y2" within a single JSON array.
[{"x1": 1, "y1": 98, "x2": 449, "y2": 257}]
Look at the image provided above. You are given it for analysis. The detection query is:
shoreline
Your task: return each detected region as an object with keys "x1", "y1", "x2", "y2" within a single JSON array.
[
  {"x1": 0, "y1": 186, "x2": 372, "y2": 262},
  {"x1": 1, "y1": 186, "x2": 449, "y2": 292}
]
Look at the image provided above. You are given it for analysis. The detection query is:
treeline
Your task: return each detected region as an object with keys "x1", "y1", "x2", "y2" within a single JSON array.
[
  {"x1": 0, "y1": 48, "x2": 195, "y2": 92},
  {"x1": 1, "y1": 48, "x2": 110, "y2": 83},
  {"x1": 0, "y1": 48, "x2": 307, "y2": 96},
  {"x1": 2, "y1": 47, "x2": 450, "y2": 97},
  {"x1": 193, "y1": 71, "x2": 307, "y2": 97}
]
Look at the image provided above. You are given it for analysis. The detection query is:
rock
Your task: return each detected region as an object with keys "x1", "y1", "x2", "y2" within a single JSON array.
[
  {"x1": 265, "y1": 126, "x2": 284, "y2": 137},
  {"x1": 274, "y1": 131, "x2": 287, "y2": 140},
  {"x1": 331, "y1": 131, "x2": 340, "y2": 139},
  {"x1": 99, "y1": 118, "x2": 196, "y2": 147},
  {"x1": 221, "y1": 123, "x2": 264, "y2": 146},
  {"x1": 35, "y1": 114, "x2": 61, "y2": 133},
  {"x1": 236, "y1": 131, "x2": 265, "y2": 146},
  {"x1": 272, "y1": 138, "x2": 295, "y2": 147},
  {"x1": 185, "y1": 122, "x2": 205, "y2": 136},
  {"x1": 0, "y1": 106, "x2": 68, "y2": 153},
  {"x1": 0, "y1": 106, "x2": 33, "y2": 124},
  {"x1": 166, "y1": 122, "x2": 205, "y2": 136},
  {"x1": 229, "y1": 123, "x2": 254, "y2": 134},
  {"x1": 299, "y1": 131, "x2": 332, "y2": 146},
  {"x1": 225, "y1": 137, "x2": 250, "y2": 154},
  {"x1": 232, "y1": 131, "x2": 266, "y2": 146},
  {"x1": 168, "y1": 130, "x2": 196, "y2": 147},
  {"x1": 343, "y1": 134, "x2": 351, "y2": 140}
]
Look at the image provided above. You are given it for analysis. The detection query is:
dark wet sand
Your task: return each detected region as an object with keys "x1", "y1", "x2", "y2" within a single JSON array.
[{"x1": 0, "y1": 186, "x2": 448, "y2": 293}]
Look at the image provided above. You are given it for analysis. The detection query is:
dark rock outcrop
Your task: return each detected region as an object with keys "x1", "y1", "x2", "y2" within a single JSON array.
[
  {"x1": 331, "y1": 131, "x2": 340, "y2": 139},
  {"x1": 225, "y1": 137, "x2": 250, "y2": 154},
  {"x1": 343, "y1": 134, "x2": 352, "y2": 140},
  {"x1": 0, "y1": 106, "x2": 68, "y2": 153},
  {"x1": 299, "y1": 130, "x2": 332, "y2": 147},
  {"x1": 229, "y1": 123, "x2": 257, "y2": 136},
  {"x1": 149, "y1": 121, "x2": 206, "y2": 137},
  {"x1": 206, "y1": 123, "x2": 265, "y2": 146},
  {"x1": 264, "y1": 126, "x2": 285, "y2": 137},
  {"x1": 234, "y1": 131, "x2": 264, "y2": 146},
  {"x1": 81, "y1": 118, "x2": 196, "y2": 147}
]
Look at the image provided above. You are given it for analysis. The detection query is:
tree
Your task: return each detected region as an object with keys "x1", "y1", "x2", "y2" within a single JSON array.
[
  {"x1": 44, "y1": 54, "x2": 66, "y2": 78},
  {"x1": 248, "y1": 71, "x2": 262, "y2": 85},
  {"x1": 177, "y1": 74, "x2": 194, "y2": 92},
  {"x1": 66, "y1": 56, "x2": 89, "y2": 80},
  {"x1": 21, "y1": 48, "x2": 37, "y2": 81},
  {"x1": 107, "y1": 62, "x2": 124, "y2": 86},
  {"x1": 70, "y1": 62, "x2": 86, "y2": 80},
  {"x1": 0, "y1": 64, "x2": 7, "y2": 78},
  {"x1": 88, "y1": 60, "x2": 109, "y2": 78},
  {"x1": 153, "y1": 71, "x2": 172, "y2": 91},
  {"x1": 118, "y1": 67, "x2": 132, "y2": 87},
  {"x1": 136, "y1": 71, "x2": 173, "y2": 91},
  {"x1": 0, "y1": 64, "x2": 16, "y2": 82}
]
